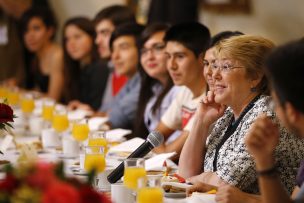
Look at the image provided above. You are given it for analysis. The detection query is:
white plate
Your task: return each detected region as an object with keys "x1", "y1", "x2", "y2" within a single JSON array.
[{"x1": 164, "y1": 192, "x2": 186, "y2": 198}]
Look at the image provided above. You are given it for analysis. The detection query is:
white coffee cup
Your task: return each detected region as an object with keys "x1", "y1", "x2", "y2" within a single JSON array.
[
  {"x1": 41, "y1": 128, "x2": 60, "y2": 148},
  {"x1": 13, "y1": 109, "x2": 26, "y2": 128},
  {"x1": 95, "y1": 167, "x2": 113, "y2": 191},
  {"x1": 62, "y1": 137, "x2": 79, "y2": 157},
  {"x1": 29, "y1": 116, "x2": 44, "y2": 136},
  {"x1": 111, "y1": 183, "x2": 134, "y2": 203}
]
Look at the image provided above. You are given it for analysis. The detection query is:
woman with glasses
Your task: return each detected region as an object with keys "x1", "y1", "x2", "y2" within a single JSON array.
[
  {"x1": 133, "y1": 23, "x2": 180, "y2": 140},
  {"x1": 202, "y1": 31, "x2": 243, "y2": 91},
  {"x1": 179, "y1": 35, "x2": 304, "y2": 197}
]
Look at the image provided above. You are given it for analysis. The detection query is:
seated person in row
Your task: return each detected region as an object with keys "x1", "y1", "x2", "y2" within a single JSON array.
[
  {"x1": 210, "y1": 39, "x2": 304, "y2": 203},
  {"x1": 62, "y1": 17, "x2": 109, "y2": 110},
  {"x1": 69, "y1": 5, "x2": 136, "y2": 110},
  {"x1": 97, "y1": 23, "x2": 144, "y2": 129},
  {"x1": 153, "y1": 22, "x2": 210, "y2": 155},
  {"x1": 180, "y1": 35, "x2": 304, "y2": 195},
  {"x1": 94, "y1": 5, "x2": 135, "y2": 106},
  {"x1": 21, "y1": 7, "x2": 64, "y2": 101},
  {"x1": 202, "y1": 31, "x2": 244, "y2": 92},
  {"x1": 133, "y1": 23, "x2": 180, "y2": 140}
]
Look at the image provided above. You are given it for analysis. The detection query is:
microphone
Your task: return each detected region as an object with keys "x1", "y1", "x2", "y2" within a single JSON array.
[{"x1": 107, "y1": 131, "x2": 164, "y2": 184}]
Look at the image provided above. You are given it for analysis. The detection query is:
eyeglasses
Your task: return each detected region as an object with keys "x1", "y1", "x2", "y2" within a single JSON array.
[
  {"x1": 211, "y1": 62, "x2": 244, "y2": 73},
  {"x1": 141, "y1": 43, "x2": 165, "y2": 56}
]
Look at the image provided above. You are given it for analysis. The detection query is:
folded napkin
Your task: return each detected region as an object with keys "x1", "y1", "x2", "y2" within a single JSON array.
[
  {"x1": 88, "y1": 117, "x2": 109, "y2": 131},
  {"x1": 108, "y1": 137, "x2": 145, "y2": 153},
  {"x1": 145, "y1": 152, "x2": 177, "y2": 171},
  {"x1": 68, "y1": 109, "x2": 92, "y2": 120},
  {"x1": 106, "y1": 129, "x2": 131, "y2": 142}
]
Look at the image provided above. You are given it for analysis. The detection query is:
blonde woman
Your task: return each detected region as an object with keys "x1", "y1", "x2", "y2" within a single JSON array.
[{"x1": 180, "y1": 35, "x2": 304, "y2": 196}]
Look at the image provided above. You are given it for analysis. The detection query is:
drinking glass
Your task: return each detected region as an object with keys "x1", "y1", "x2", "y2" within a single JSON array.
[
  {"x1": 88, "y1": 131, "x2": 108, "y2": 154},
  {"x1": 0, "y1": 85, "x2": 8, "y2": 99},
  {"x1": 124, "y1": 158, "x2": 147, "y2": 190},
  {"x1": 7, "y1": 87, "x2": 20, "y2": 107},
  {"x1": 137, "y1": 175, "x2": 164, "y2": 203},
  {"x1": 42, "y1": 99, "x2": 55, "y2": 121},
  {"x1": 84, "y1": 146, "x2": 106, "y2": 173},
  {"x1": 52, "y1": 108, "x2": 69, "y2": 133},
  {"x1": 21, "y1": 93, "x2": 35, "y2": 114},
  {"x1": 20, "y1": 93, "x2": 35, "y2": 132},
  {"x1": 72, "y1": 119, "x2": 89, "y2": 142},
  {"x1": 42, "y1": 98, "x2": 55, "y2": 128}
]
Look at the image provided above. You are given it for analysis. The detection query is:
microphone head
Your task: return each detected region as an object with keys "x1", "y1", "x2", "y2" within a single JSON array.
[{"x1": 147, "y1": 131, "x2": 164, "y2": 147}]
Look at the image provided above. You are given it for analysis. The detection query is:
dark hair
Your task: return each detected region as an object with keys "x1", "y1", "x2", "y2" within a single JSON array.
[
  {"x1": 210, "y1": 31, "x2": 244, "y2": 47},
  {"x1": 93, "y1": 5, "x2": 136, "y2": 26},
  {"x1": 163, "y1": 22, "x2": 210, "y2": 57},
  {"x1": 20, "y1": 7, "x2": 57, "y2": 40},
  {"x1": 62, "y1": 17, "x2": 99, "y2": 103},
  {"x1": 264, "y1": 39, "x2": 304, "y2": 113},
  {"x1": 134, "y1": 23, "x2": 172, "y2": 138},
  {"x1": 109, "y1": 22, "x2": 145, "y2": 51}
]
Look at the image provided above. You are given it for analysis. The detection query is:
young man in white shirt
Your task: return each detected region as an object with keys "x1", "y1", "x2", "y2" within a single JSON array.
[{"x1": 153, "y1": 22, "x2": 210, "y2": 155}]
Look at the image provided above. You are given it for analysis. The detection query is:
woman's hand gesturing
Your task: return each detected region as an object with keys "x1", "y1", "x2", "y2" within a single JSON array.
[{"x1": 197, "y1": 91, "x2": 226, "y2": 127}]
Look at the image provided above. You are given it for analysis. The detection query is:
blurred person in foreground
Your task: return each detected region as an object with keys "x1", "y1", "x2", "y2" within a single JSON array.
[{"x1": 245, "y1": 39, "x2": 304, "y2": 203}]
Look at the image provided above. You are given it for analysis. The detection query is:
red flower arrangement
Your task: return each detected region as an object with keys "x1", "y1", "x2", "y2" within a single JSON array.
[
  {"x1": 0, "y1": 102, "x2": 14, "y2": 131},
  {"x1": 0, "y1": 101, "x2": 15, "y2": 154},
  {"x1": 0, "y1": 162, "x2": 111, "y2": 203}
]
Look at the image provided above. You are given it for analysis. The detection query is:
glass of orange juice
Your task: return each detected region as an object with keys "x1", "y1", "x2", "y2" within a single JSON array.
[
  {"x1": 84, "y1": 146, "x2": 106, "y2": 173},
  {"x1": 72, "y1": 119, "x2": 89, "y2": 142},
  {"x1": 88, "y1": 131, "x2": 108, "y2": 154},
  {"x1": 137, "y1": 176, "x2": 164, "y2": 203},
  {"x1": 7, "y1": 87, "x2": 20, "y2": 107},
  {"x1": 0, "y1": 86, "x2": 8, "y2": 99},
  {"x1": 21, "y1": 93, "x2": 35, "y2": 114},
  {"x1": 52, "y1": 108, "x2": 69, "y2": 133},
  {"x1": 42, "y1": 99, "x2": 55, "y2": 121},
  {"x1": 124, "y1": 158, "x2": 147, "y2": 190}
]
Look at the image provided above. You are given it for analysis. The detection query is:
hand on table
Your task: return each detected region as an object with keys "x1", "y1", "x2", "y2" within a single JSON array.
[
  {"x1": 68, "y1": 100, "x2": 94, "y2": 112},
  {"x1": 186, "y1": 182, "x2": 217, "y2": 197}
]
